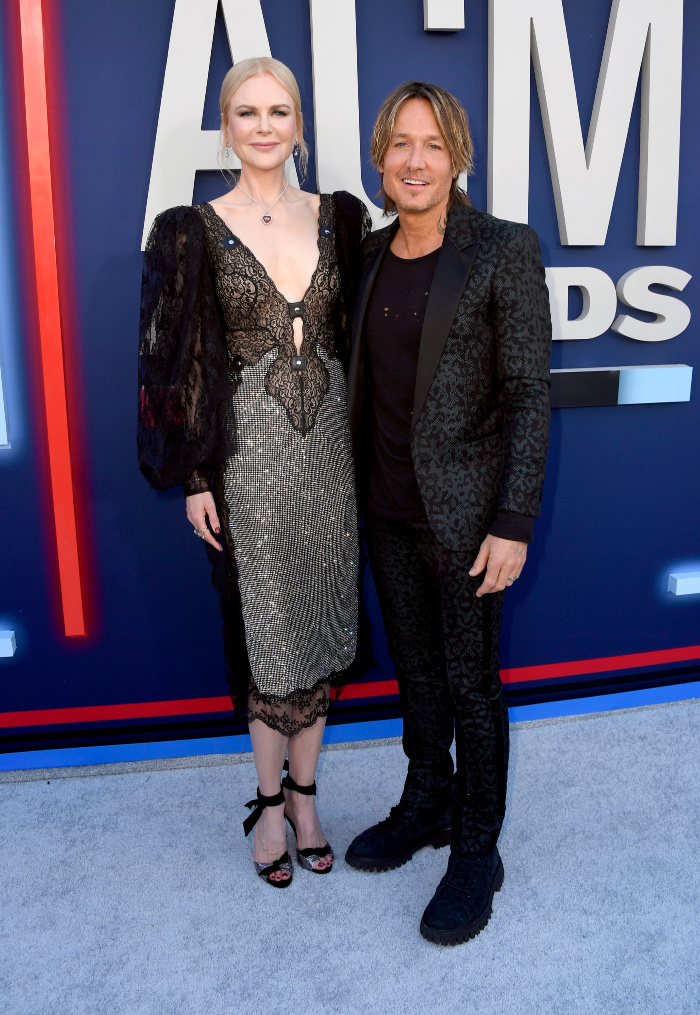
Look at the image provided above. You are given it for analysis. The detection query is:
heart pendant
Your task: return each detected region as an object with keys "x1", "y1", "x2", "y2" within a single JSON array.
[{"x1": 262, "y1": 214, "x2": 272, "y2": 225}]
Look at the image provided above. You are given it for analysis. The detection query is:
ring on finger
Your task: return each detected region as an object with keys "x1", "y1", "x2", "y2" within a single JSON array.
[
  {"x1": 507, "y1": 575, "x2": 517, "y2": 583},
  {"x1": 193, "y1": 528, "x2": 206, "y2": 538}
]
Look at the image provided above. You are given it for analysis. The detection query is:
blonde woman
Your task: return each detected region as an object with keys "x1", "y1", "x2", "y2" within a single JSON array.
[{"x1": 139, "y1": 58, "x2": 371, "y2": 887}]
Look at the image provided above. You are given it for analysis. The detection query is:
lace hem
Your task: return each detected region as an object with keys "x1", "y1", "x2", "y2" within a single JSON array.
[{"x1": 247, "y1": 679, "x2": 333, "y2": 737}]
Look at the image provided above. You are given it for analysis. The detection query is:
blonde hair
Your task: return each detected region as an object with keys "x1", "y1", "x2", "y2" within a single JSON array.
[
  {"x1": 219, "y1": 57, "x2": 308, "y2": 180},
  {"x1": 370, "y1": 81, "x2": 474, "y2": 214}
]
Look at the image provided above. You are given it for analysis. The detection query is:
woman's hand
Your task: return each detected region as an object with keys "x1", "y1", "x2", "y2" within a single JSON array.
[{"x1": 185, "y1": 492, "x2": 223, "y2": 551}]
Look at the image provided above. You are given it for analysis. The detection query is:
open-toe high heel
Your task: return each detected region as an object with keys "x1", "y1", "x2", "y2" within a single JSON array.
[
  {"x1": 282, "y1": 761, "x2": 334, "y2": 874},
  {"x1": 244, "y1": 786, "x2": 293, "y2": 888}
]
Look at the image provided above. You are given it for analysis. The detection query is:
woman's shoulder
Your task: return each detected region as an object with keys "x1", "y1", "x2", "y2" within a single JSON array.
[
  {"x1": 146, "y1": 204, "x2": 206, "y2": 246},
  {"x1": 153, "y1": 204, "x2": 205, "y2": 228},
  {"x1": 290, "y1": 187, "x2": 321, "y2": 205},
  {"x1": 327, "y1": 191, "x2": 372, "y2": 241},
  {"x1": 328, "y1": 190, "x2": 364, "y2": 216}
]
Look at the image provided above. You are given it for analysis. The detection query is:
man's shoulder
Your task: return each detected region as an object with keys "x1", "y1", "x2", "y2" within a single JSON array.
[
  {"x1": 450, "y1": 203, "x2": 538, "y2": 249},
  {"x1": 358, "y1": 206, "x2": 539, "y2": 259},
  {"x1": 361, "y1": 220, "x2": 394, "y2": 258}
]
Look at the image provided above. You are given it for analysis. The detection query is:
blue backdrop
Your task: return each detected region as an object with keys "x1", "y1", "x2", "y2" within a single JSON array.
[{"x1": 1, "y1": 0, "x2": 698, "y2": 759}]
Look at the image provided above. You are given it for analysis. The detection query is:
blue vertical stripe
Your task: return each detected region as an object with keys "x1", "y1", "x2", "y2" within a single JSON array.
[{"x1": 0, "y1": 11, "x2": 24, "y2": 456}]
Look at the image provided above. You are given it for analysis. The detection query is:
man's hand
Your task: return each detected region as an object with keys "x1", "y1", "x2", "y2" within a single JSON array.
[{"x1": 469, "y1": 534, "x2": 527, "y2": 597}]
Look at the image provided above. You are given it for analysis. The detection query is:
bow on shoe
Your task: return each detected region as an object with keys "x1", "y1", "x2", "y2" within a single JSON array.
[{"x1": 243, "y1": 786, "x2": 285, "y2": 837}]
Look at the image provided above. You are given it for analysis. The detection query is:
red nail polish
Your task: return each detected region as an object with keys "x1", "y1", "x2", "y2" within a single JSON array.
[{"x1": 215, "y1": 527, "x2": 220, "y2": 534}]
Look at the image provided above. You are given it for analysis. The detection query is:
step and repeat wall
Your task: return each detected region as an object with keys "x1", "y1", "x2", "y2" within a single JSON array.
[{"x1": 0, "y1": 0, "x2": 698, "y2": 756}]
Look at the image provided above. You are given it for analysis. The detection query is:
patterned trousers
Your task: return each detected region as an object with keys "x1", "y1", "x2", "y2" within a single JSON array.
[{"x1": 366, "y1": 511, "x2": 509, "y2": 857}]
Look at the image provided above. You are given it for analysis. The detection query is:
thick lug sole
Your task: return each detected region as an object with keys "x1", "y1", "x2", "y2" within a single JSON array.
[
  {"x1": 419, "y1": 859, "x2": 504, "y2": 946},
  {"x1": 345, "y1": 823, "x2": 452, "y2": 873}
]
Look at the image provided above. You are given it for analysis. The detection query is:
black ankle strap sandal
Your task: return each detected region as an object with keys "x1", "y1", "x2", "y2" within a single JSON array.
[
  {"x1": 281, "y1": 761, "x2": 334, "y2": 874},
  {"x1": 253, "y1": 850, "x2": 293, "y2": 888},
  {"x1": 281, "y1": 759, "x2": 316, "y2": 796},
  {"x1": 244, "y1": 785, "x2": 293, "y2": 888},
  {"x1": 243, "y1": 786, "x2": 285, "y2": 836}
]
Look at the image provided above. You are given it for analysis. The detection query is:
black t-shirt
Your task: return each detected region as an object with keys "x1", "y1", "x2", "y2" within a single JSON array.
[
  {"x1": 364, "y1": 245, "x2": 440, "y2": 520},
  {"x1": 363, "y1": 243, "x2": 536, "y2": 544}
]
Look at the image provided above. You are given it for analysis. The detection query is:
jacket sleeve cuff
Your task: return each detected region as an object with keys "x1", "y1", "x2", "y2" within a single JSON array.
[{"x1": 488, "y1": 510, "x2": 535, "y2": 544}]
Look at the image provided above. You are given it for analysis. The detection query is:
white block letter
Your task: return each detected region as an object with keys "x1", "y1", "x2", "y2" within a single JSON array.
[
  {"x1": 489, "y1": 0, "x2": 683, "y2": 245},
  {"x1": 545, "y1": 267, "x2": 618, "y2": 340},
  {"x1": 612, "y1": 266, "x2": 691, "y2": 341},
  {"x1": 424, "y1": 1, "x2": 465, "y2": 31},
  {"x1": 309, "y1": 0, "x2": 385, "y2": 227}
]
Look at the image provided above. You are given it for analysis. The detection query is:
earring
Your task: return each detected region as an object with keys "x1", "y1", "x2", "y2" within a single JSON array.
[
  {"x1": 293, "y1": 140, "x2": 300, "y2": 158},
  {"x1": 225, "y1": 145, "x2": 232, "y2": 160}
]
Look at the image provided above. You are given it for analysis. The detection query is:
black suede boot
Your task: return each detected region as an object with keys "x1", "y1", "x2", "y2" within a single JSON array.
[
  {"x1": 345, "y1": 802, "x2": 452, "y2": 872},
  {"x1": 419, "y1": 848, "x2": 504, "y2": 945}
]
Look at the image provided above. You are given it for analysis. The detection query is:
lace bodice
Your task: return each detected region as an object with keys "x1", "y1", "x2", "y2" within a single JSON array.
[{"x1": 196, "y1": 195, "x2": 341, "y2": 436}]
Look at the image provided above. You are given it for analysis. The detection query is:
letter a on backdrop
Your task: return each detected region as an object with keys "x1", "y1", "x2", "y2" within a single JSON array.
[
  {"x1": 488, "y1": 0, "x2": 683, "y2": 245},
  {"x1": 142, "y1": 0, "x2": 298, "y2": 248}
]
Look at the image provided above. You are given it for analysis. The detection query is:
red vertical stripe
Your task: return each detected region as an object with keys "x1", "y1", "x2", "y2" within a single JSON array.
[{"x1": 17, "y1": 0, "x2": 85, "y2": 635}]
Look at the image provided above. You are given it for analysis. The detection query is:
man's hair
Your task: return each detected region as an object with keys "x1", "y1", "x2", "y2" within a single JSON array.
[{"x1": 370, "y1": 81, "x2": 474, "y2": 215}]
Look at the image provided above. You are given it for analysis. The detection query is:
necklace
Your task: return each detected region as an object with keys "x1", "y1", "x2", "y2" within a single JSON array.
[{"x1": 236, "y1": 180, "x2": 289, "y2": 225}]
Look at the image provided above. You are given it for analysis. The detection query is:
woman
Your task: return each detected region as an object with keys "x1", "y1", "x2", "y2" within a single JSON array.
[{"x1": 138, "y1": 57, "x2": 371, "y2": 887}]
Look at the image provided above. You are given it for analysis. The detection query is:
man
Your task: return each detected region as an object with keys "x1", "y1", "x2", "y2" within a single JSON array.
[{"x1": 345, "y1": 82, "x2": 551, "y2": 945}]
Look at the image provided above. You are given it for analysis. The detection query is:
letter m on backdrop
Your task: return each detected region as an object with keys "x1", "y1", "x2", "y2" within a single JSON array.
[{"x1": 488, "y1": 0, "x2": 683, "y2": 245}]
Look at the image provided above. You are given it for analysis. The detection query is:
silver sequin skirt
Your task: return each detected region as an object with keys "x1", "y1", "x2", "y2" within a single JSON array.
[{"x1": 221, "y1": 348, "x2": 359, "y2": 701}]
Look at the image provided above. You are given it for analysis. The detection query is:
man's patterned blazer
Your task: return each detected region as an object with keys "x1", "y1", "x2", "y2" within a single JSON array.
[{"x1": 347, "y1": 201, "x2": 552, "y2": 552}]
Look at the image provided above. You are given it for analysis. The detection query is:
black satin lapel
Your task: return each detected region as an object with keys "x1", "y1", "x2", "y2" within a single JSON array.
[
  {"x1": 411, "y1": 239, "x2": 478, "y2": 429},
  {"x1": 347, "y1": 229, "x2": 395, "y2": 431}
]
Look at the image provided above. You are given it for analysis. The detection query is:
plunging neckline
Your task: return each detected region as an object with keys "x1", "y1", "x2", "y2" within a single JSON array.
[{"x1": 204, "y1": 193, "x2": 327, "y2": 309}]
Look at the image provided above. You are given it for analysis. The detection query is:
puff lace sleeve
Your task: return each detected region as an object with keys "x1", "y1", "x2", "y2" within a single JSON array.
[
  {"x1": 138, "y1": 206, "x2": 230, "y2": 491},
  {"x1": 331, "y1": 190, "x2": 373, "y2": 371}
]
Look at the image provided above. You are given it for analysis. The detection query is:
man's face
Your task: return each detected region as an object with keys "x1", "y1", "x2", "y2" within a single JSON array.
[{"x1": 380, "y1": 98, "x2": 454, "y2": 216}]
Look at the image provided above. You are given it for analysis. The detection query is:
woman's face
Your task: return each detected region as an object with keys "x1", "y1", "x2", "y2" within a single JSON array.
[{"x1": 225, "y1": 73, "x2": 297, "y2": 172}]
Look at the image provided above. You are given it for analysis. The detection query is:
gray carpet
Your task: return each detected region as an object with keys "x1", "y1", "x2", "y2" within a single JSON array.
[{"x1": 1, "y1": 701, "x2": 699, "y2": 1015}]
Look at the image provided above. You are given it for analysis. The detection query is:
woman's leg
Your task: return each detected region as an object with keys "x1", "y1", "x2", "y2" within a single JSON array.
[
  {"x1": 285, "y1": 711, "x2": 333, "y2": 871},
  {"x1": 248, "y1": 717, "x2": 289, "y2": 882}
]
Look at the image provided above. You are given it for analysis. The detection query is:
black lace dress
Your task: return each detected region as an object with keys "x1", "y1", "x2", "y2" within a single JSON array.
[{"x1": 138, "y1": 192, "x2": 372, "y2": 735}]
